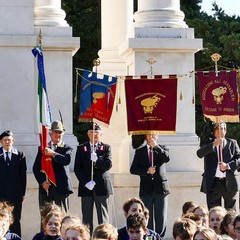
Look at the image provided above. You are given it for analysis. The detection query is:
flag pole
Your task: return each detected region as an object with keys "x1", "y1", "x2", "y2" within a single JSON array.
[
  {"x1": 39, "y1": 29, "x2": 50, "y2": 195},
  {"x1": 211, "y1": 53, "x2": 221, "y2": 77},
  {"x1": 91, "y1": 120, "x2": 95, "y2": 182},
  {"x1": 211, "y1": 54, "x2": 224, "y2": 163},
  {"x1": 90, "y1": 59, "x2": 101, "y2": 182}
]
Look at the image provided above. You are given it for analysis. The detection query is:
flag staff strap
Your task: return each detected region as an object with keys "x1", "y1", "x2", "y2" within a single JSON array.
[
  {"x1": 211, "y1": 53, "x2": 221, "y2": 77},
  {"x1": 38, "y1": 29, "x2": 42, "y2": 47}
]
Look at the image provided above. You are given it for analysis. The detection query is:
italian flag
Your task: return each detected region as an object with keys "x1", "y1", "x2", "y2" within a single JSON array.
[{"x1": 32, "y1": 47, "x2": 56, "y2": 186}]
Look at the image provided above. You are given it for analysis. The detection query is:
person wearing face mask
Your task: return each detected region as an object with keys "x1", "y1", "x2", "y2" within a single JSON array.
[
  {"x1": 130, "y1": 134, "x2": 170, "y2": 238},
  {"x1": 74, "y1": 122, "x2": 113, "y2": 234}
]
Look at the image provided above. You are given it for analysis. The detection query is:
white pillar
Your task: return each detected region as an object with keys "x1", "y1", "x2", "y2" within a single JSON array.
[
  {"x1": 34, "y1": 0, "x2": 69, "y2": 27},
  {"x1": 98, "y1": 0, "x2": 133, "y2": 64},
  {"x1": 134, "y1": 0, "x2": 187, "y2": 28},
  {"x1": 96, "y1": 0, "x2": 133, "y2": 173}
]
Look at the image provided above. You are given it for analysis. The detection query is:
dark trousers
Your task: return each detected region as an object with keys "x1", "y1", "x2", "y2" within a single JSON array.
[
  {"x1": 207, "y1": 178, "x2": 237, "y2": 210},
  {"x1": 39, "y1": 185, "x2": 69, "y2": 213},
  {"x1": 141, "y1": 193, "x2": 168, "y2": 238},
  {"x1": 81, "y1": 192, "x2": 109, "y2": 234},
  {"x1": 9, "y1": 201, "x2": 22, "y2": 237}
]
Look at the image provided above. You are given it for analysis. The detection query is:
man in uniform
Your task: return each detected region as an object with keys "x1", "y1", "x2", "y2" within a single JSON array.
[
  {"x1": 33, "y1": 120, "x2": 73, "y2": 213},
  {"x1": 0, "y1": 130, "x2": 27, "y2": 236},
  {"x1": 74, "y1": 123, "x2": 113, "y2": 233}
]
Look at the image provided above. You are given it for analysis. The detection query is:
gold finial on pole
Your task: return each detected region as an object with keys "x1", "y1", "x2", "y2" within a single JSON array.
[
  {"x1": 211, "y1": 53, "x2": 221, "y2": 76},
  {"x1": 38, "y1": 29, "x2": 43, "y2": 47},
  {"x1": 146, "y1": 58, "x2": 157, "y2": 77},
  {"x1": 93, "y1": 59, "x2": 101, "y2": 73}
]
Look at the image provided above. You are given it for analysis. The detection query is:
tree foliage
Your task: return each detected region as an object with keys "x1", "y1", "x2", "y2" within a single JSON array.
[{"x1": 62, "y1": 0, "x2": 240, "y2": 143}]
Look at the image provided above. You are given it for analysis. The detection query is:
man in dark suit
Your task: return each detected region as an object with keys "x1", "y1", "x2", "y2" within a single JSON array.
[
  {"x1": 130, "y1": 134, "x2": 170, "y2": 237},
  {"x1": 33, "y1": 120, "x2": 73, "y2": 213},
  {"x1": 197, "y1": 122, "x2": 240, "y2": 210},
  {"x1": 74, "y1": 123, "x2": 113, "y2": 233},
  {"x1": 0, "y1": 130, "x2": 27, "y2": 236}
]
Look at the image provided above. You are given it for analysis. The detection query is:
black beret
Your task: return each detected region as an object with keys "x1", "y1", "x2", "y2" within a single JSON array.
[
  {"x1": 88, "y1": 122, "x2": 101, "y2": 131},
  {"x1": 0, "y1": 130, "x2": 13, "y2": 140}
]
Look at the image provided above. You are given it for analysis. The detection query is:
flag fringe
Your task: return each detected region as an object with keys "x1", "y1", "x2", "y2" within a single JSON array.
[
  {"x1": 128, "y1": 130, "x2": 176, "y2": 135},
  {"x1": 204, "y1": 115, "x2": 239, "y2": 123}
]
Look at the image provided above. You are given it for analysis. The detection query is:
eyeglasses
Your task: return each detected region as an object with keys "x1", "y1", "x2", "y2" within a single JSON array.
[{"x1": 235, "y1": 227, "x2": 240, "y2": 233}]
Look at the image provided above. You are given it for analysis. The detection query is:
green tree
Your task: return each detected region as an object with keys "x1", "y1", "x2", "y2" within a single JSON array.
[{"x1": 62, "y1": 0, "x2": 101, "y2": 144}]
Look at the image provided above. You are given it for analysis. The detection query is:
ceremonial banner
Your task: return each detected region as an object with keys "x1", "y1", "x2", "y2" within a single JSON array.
[
  {"x1": 32, "y1": 47, "x2": 56, "y2": 186},
  {"x1": 79, "y1": 70, "x2": 117, "y2": 125},
  {"x1": 197, "y1": 71, "x2": 239, "y2": 123},
  {"x1": 125, "y1": 75, "x2": 178, "y2": 135}
]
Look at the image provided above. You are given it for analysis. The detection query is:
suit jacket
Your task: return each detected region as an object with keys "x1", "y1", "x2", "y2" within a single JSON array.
[
  {"x1": 33, "y1": 142, "x2": 73, "y2": 195},
  {"x1": 130, "y1": 144, "x2": 170, "y2": 196},
  {"x1": 0, "y1": 147, "x2": 26, "y2": 203},
  {"x1": 74, "y1": 141, "x2": 113, "y2": 197},
  {"x1": 196, "y1": 137, "x2": 240, "y2": 194}
]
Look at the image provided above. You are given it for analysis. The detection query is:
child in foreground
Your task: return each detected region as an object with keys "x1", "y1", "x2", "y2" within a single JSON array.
[
  {"x1": 172, "y1": 218, "x2": 197, "y2": 240},
  {"x1": 65, "y1": 224, "x2": 90, "y2": 240},
  {"x1": 32, "y1": 208, "x2": 63, "y2": 240},
  {"x1": 93, "y1": 223, "x2": 118, "y2": 240},
  {"x1": 209, "y1": 206, "x2": 227, "y2": 235},
  {"x1": 233, "y1": 214, "x2": 240, "y2": 240},
  {"x1": 126, "y1": 213, "x2": 147, "y2": 240},
  {"x1": 60, "y1": 215, "x2": 81, "y2": 240}
]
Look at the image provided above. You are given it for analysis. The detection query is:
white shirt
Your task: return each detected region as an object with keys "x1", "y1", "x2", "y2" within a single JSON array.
[{"x1": 215, "y1": 145, "x2": 226, "y2": 178}]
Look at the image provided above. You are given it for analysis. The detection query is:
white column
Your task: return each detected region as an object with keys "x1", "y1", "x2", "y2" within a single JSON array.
[
  {"x1": 99, "y1": 0, "x2": 133, "y2": 60},
  {"x1": 134, "y1": 0, "x2": 187, "y2": 28},
  {"x1": 97, "y1": 0, "x2": 133, "y2": 173},
  {"x1": 34, "y1": 0, "x2": 69, "y2": 27}
]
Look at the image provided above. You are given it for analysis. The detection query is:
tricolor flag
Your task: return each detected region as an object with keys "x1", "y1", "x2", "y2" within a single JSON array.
[
  {"x1": 32, "y1": 47, "x2": 56, "y2": 186},
  {"x1": 197, "y1": 70, "x2": 239, "y2": 123},
  {"x1": 79, "y1": 70, "x2": 117, "y2": 125},
  {"x1": 125, "y1": 75, "x2": 178, "y2": 135}
]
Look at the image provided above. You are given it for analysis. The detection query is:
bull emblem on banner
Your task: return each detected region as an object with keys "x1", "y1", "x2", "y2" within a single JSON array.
[
  {"x1": 212, "y1": 86, "x2": 227, "y2": 105},
  {"x1": 141, "y1": 95, "x2": 161, "y2": 114}
]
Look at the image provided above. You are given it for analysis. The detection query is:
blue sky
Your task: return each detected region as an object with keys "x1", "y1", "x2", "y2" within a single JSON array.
[{"x1": 200, "y1": 0, "x2": 239, "y2": 16}]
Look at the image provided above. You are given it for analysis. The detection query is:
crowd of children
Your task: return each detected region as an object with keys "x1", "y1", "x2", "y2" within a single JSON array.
[
  {"x1": 173, "y1": 200, "x2": 240, "y2": 240},
  {"x1": 1, "y1": 198, "x2": 240, "y2": 240}
]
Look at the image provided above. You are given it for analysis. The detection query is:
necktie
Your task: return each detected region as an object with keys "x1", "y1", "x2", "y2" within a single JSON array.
[
  {"x1": 53, "y1": 144, "x2": 57, "y2": 150},
  {"x1": 149, "y1": 147, "x2": 153, "y2": 165},
  {"x1": 5, "y1": 152, "x2": 10, "y2": 166},
  {"x1": 218, "y1": 146, "x2": 222, "y2": 163}
]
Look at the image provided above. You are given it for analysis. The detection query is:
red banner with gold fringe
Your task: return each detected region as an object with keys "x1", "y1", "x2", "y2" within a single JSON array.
[
  {"x1": 197, "y1": 70, "x2": 239, "y2": 123},
  {"x1": 125, "y1": 75, "x2": 178, "y2": 135}
]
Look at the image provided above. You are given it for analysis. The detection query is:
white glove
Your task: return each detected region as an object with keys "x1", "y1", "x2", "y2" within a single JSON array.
[
  {"x1": 85, "y1": 180, "x2": 96, "y2": 190},
  {"x1": 91, "y1": 152, "x2": 98, "y2": 162}
]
